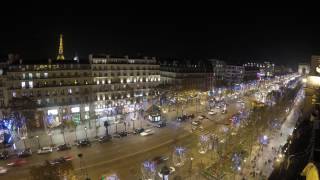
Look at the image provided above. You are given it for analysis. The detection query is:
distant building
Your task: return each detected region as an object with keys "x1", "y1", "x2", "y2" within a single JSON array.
[
  {"x1": 0, "y1": 54, "x2": 160, "y2": 130},
  {"x1": 160, "y1": 60, "x2": 213, "y2": 91},
  {"x1": 243, "y1": 66, "x2": 259, "y2": 82},
  {"x1": 208, "y1": 59, "x2": 226, "y2": 86},
  {"x1": 298, "y1": 63, "x2": 310, "y2": 76},
  {"x1": 311, "y1": 55, "x2": 320, "y2": 76},
  {"x1": 224, "y1": 65, "x2": 244, "y2": 85},
  {"x1": 243, "y1": 61, "x2": 275, "y2": 78}
]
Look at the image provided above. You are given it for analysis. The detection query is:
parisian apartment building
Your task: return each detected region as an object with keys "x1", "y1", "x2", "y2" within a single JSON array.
[{"x1": 0, "y1": 54, "x2": 160, "y2": 130}]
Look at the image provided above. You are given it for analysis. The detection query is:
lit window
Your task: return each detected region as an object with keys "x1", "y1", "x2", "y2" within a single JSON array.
[
  {"x1": 37, "y1": 99, "x2": 41, "y2": 105},
  {"x1": 36, "y1": 73, "x2": 40, "y2": 78},
  {"x1": 121, "y1": 79, "x2": 123, "y2": 83},
  {"x1": 97, "y1": 80, "x2": 100, "y2": 85},
  {"x1": 12, "y1": 91, "x2": 16, "y2": 97},
  {"x1": 29, "y1": 73, "x2": 33, "y2": 79},
  {"x1": 46, "y1": 98, "x2": 50, "y2": 103},
  {"x1": 74, "y1": 80, "x2": 78, "y2": 85},
  {"x1": 102, "y1": 80, "x2": 105, "y2": 84},
  {"x1": 22, "y1": 73, "x2": 26, "y2": 79},
  {"x1": 21, "y1": 81, "x2": 26, "y2": 88},
  {"x1": 85, "y1": 114, "x2": 89, "y2": 119},
  {"x1": 85, "y1": 106, "x2": 90, "y2": 112},
  {"x1": 29, "y1": 81, "x2": 33, "y2": 88},
  {"x1": 97, "y1": 95, "x2": 100, "y2": 101},
  {"x1": 68, "y1": 88, "x2": 72, "y2": 94},
  {"x1": 44, "y1": 72, "x2": 48, "y2": 78},
  {"x1": 108, "y1": 79, "x2": 111, "y2": 84}
]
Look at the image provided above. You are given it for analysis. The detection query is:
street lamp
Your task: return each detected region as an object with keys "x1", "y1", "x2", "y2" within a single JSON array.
[
  {"x1": 84, "y1": 127, "x2": 88, "y2": 140},
  {"x1": 48, "y1": 133, "x2": 54, "y2": 147},
  {"x1": 35, "y1": 135, "x2": 40, "y2": 149}
]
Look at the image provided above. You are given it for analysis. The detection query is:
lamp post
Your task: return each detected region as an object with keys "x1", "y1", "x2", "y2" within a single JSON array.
[
  {"x1": 84, "y1": 127, "x2": 88, "y2": 140},
  {"x1": 189, "y1": 157, "x2": 194, "y2": 179},
  {"x1": 48, "y1": 133, "x2": 53, "y2": 147},
  {"x1": 35, "y1": 136, "x2": 40, "y2": 149}
]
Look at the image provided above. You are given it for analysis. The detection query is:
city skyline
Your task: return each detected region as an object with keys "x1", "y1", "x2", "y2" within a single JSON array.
[{"x1": 1, "y1": 7, "x2": 318, "y2": 68}]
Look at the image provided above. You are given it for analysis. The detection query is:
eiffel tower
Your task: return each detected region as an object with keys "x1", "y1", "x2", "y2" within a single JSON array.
[{"x1": 57, "y1": 34, "x2": 65, "y2": 60}]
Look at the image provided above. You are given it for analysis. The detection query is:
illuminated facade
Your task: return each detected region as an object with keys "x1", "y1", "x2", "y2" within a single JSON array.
[{"x1": 1, "y1": 55, "x2": 160, "y2": 129}]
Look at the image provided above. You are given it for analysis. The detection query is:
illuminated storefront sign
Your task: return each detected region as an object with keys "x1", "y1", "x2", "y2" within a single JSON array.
[
  {"x1": 48, "y1": 109, "x2": 58, "y2": 115},
  {"x1": 71, "y1": 107, "x2": 80, "y2": 113}
]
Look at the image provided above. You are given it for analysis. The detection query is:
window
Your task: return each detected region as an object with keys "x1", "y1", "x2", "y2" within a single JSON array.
[
  {"x1": 68, "y1": 88, "x2": 72, "y2": 94},
  {"x1": 29, "y1": 81, "x2": 33, "y2": 88},
  {"x1": 22, "y1": 73, "x2": 26, "y2": 79},
  {"x1": 44, "y1": 72, "x2": 48, "y2": 78},
  {"x1": 102, "y1": 80, "x2": 105, "y2": 84},
  {"x1": 46, "y1": 98, "x2": 50, "y2": 103},
  {"x1": 21, "y1": 81, "x2": 26, "y2": 88},
  {"x1": 12, "y1": 91, "x2": 16, "y2": 97},
  {"x1": 36, "y1": 73, "x2": 40, "y2": 78},
  {"x1": 37, "y1": 99, "x2": 41, "y2": 105},
  {"x1": 96, "y1": 80, "x2": 100, "y2": 85},
  {"x1": 29, "y1": 73, "x2": 33, "y2": 79}
]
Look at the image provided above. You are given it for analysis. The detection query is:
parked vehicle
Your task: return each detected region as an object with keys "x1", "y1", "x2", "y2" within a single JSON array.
[
  {"x1": 76, "y1": 139, "x2": 91, "y2": 147},
  {"x1": 134, "y1": 128, "x2": 145, "y2": 134},
  {"x1": 37, "y1": 147, "x2": 53, "y2": 154},
  {"x1": 208, "y1": 111, "x2": 217, "y2": 115},
  {"x1": 98, "y1": 135, "x2": 112, "y2": 143},
  {"x1": 57, "y1": 144, "x2": 72, "y2": 151},
  {"x1": 17, "y1": 148, "x2": 32, "y2": 158},
  {"x1": 187, "y1": 114, "x2": 195, "y2": 119},
  {"x1": 156, "y1": 121, "x2": 166, "y2": 128},
  {"x1": 140, "y1": 129, "x2": 154, "y2": 136},
  {"x1": 158, "y1": 166, "x2": 175, "y2": 178}
]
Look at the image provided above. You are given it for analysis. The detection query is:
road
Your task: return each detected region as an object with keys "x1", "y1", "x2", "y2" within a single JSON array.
[{"x1": 0, "y1": 96, "x2": 244, "y2": 180}]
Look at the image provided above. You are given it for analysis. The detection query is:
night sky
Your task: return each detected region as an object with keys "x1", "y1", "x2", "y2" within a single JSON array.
[{"x1": 0, "y1": 6, "x2": 319, "y2": 68}]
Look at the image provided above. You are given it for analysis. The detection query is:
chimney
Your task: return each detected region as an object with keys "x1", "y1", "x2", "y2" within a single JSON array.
[{"x1": 124, "y1": 55, "x2": 129, "y2": 59}]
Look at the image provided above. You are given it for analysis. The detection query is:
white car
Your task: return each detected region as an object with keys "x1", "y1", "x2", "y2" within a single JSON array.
[
  {"x1": 37, "y1": 147, "x2": 53, "y2": 154},
  {"x1": 140, "y1": 129, "x2": 154, "y2": 136},
  {"x1": 197, "y1": 115, "x2": 205, "y2": 120},
  {"x1": 208, "y1": 111, "x2": 217, "y2": 115},
  {"x1": 0, "y1": 166, "x2": 7, "y2": 174},
  {"x1": 158, "y1": 167, "x2": 175, "y2": 178}
]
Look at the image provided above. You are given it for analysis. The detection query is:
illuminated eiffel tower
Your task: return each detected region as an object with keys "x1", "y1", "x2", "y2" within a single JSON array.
[{"x1": 57, "y1": 34, "x2": 65, "y2": 60}]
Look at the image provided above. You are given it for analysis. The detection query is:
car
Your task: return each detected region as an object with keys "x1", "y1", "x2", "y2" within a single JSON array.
[
  {"x1": 187, "y1": 114, "x2": 195, "y2": 119},
  {"x1": 17, "y1": 148, "x2": 32, "y2": 158},
  {"x1": 37, "y1": 147, "x2": 53, "y2": 154},
  {"x1": 156, "y1": 121, "x2": 166, "y2": 128},
  {"x1": 76, "y1": 139, "x2": 91, "y2": 147},
  {"x1": 208, "y1": 111, "x2": 217, "y2": 115},
  {"x1": 0, "y1": 151, "x2": 9, "y2": 160},
  {"x1": 57, "y1": 144, "x2": 72, "y2": 151},
  {"x1": 134, "y1": 128, "x2": 145, "y2": 134},
  {"x1": 0, "y1": 166, "x2": 7, "y2": 174},
  {"x1": 49, "y1": 156, "x2": 73, "y2": 165},
  {"x1": 140, "y1": 129, "x2": 154, "y2": 136},
  {"x1": 152, "y1": 156, "x2": 169, "y2": 165},
  {"x1": 221, "y1": 110, "x2": 227, "y2": 114},
  {"x1": 7, "y1": 159, "x2": 27, "y2": 166},
  {"x1": 98, "y1": 135, "x2": 112, "y2": 143},
  {"x1": 192, "y1": 120, "x2": 201, "y2": 126},
  {"x1": 119, "y1": 131, "x2": 128, "y2": 137},
  {"x1": 198, "y1": 115, "x2": 205, "y2": 120},
  {"x1": 158, "y1": 166, "x2": 175, "y2": 178}
]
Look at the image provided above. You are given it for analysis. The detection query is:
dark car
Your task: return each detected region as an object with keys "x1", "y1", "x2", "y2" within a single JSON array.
[
  {"x1": 119, "y1": 132, "x2": 128, "y2": 137},
  {"x1": 76, "y1": 139, "x2": 91, "y2": 147},
  {"x1": 49, "y1": 156, "x2": 73, "y2": 165},
  {"x1": 57, "y1": 144, "x2": 72, "y2": 151},
  {"x1": 152, "y1": 156, "x2": 169, "y2": 165},
  {"x1": 187, "y1": 114, "x2": 195, "y2": 119},
  {"x1": 17, "y1": 148, "x2": 32, "y2": 158},
  {"x1": 98, "y1": 135, "x2": 112, "y2": 143},
  {"x1": 156, "y1": 121, "x2": 166, "y2": 128},
  {"x1": 0, "y1": 151, "x2": 9, "y2": 160},
  {"x1": 134, "y1": 128, "x2": 144, "y2": 134}
]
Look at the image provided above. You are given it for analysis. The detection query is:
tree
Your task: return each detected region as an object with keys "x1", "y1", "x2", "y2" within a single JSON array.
[{"x1": 29, "y1": 161, "x2": 77, "y2": 180}]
